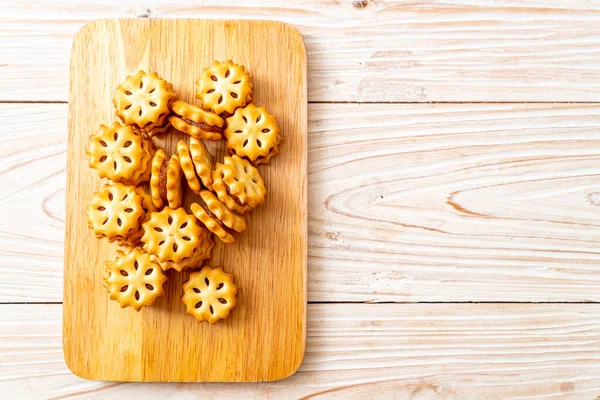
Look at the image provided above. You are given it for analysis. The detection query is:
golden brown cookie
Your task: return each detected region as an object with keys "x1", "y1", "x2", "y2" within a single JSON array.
[
  {"x1": 113, "y1": 70, "x2": 177, "y2": 136},
  {"x1": 200, "y1": 190, "x2": 246, "y2": 233},
  {"x1": 190, "y1": 189, "x2": 246, "y2": 243},
  {"x1": 216, "y1": 155, "x2": 266, "y2": 209},
  {"x1": 169, "y1": 101, "x2": 224, "y2": 141},
  {"x1": 150, "y1": 149, "x2": 183, "y2": 210},
  {"x1": 141, "y1": 207, "x2": 205, "y2": 266},
  {"x1": 181, "y1": 266, "x2": 238, "y2": 324},
  {"x1": 136, "y1": 138, "x2": 155, "y2": 183},
  {"x1": 211, "y1": 167, "x2": 253, "y2": 214},
  {"x1": 189, "y1": 137, "x2": 214, "y2": 190},
  {"x1": 224, "y1": 104, "x2": 281, "y2": 166},
  {"x1": 195, "y1": 60, "x2": 252, "y2": 116},
  {"x1": 176, "y1": 140, "x2": 202, "y2": 195},
  {"x1": 143, "y1": 117, "x2": 172, "y2": 137},
  {"x1": 136, "y1": 185, "x2": 158, "y2": 216},
  {"x1": 103, "y1": 247, "x2": 167, "y2": 311},
  {"x1": 149, "y1": 149, "x2": 167, "y2": 209},
  {"x1": 166, "y1": 154, "x2": 183, "y2": 209},
  {"x1": 86, "y1": 183, "x2": 145, "y2": 244},
  {"x1": 190, "y1": 202, "x2": 235, "y2": 244},
  {"x1": 125, "y1": 185, "x2": 158, "y2": 246},
  {"x1": 86, "y1": 122, "x2": 154, "y2": 185},
  {"x1": 153, "y1": 226, "x2": 214, "y2": 272}
]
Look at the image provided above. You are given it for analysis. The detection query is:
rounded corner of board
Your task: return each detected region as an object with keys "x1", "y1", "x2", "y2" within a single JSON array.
[
  {"x1": 62, "y1": 350, "x2": 94, "y2": 381},
  {"x1": 71, "y1": 19, "x2": 105, "y2": 51}
]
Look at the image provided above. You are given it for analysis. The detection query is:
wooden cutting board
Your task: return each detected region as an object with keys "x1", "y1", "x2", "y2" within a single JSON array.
[{"x1": 63, "y1": 19, "x2": 307, "y2": 382}]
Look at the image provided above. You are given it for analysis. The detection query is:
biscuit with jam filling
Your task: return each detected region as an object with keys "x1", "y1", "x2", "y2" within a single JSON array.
[
  {"x1": 195, "y1": 60, "x2": 252, "y2": 116},
  {"x1": 113, "y1": 70, "x2": 177, "y2": 136},
  {"x1": 224, "y1": 104, "x2": 281, "y2": 166},
  {"x1": 150, "y1": 149, "x2": 183, "y2": 210},
  {"x1": 181, "y1": 265, "x2": 238, "y2": 324},
  {"x1": 190, "y1": 190, "x2": 246, "y2": 244},
  {"x1": 169, "y1": 101, "x2": 224, "y2": 141},
  {"x1": 103, "y1": 247, "x2": 167, "y2": 311}
]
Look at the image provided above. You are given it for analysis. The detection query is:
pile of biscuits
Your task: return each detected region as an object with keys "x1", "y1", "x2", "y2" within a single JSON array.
[{"x1": 85, "y1": 61, "x2": 281, "y2": 323}]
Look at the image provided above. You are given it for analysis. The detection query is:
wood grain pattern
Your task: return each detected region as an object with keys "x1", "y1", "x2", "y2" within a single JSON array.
[
  {"x1": 3, "y1": 303, "x2": 600, "y2": 399},
  {"x1": 64, "y1": 19, "x2": 307, "y2": 382},
  {"x1": 0, "y1": 104, "x2": 66, "y2": 301},
  {"x1": 309, "y1": 103, "x2": 600, "y2": 302},
  {"x1": 2, "y1": 0, "x2": 600, "y2": 102},
  {"x1": 2, "y1": 103, "x2": 600, "y2": 303}
]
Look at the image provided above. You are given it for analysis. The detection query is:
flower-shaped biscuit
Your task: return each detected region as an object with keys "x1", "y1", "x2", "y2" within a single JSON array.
[
  {"x1": 103, "y1": 247, "x2": 167, "y2": 311},
  {"x1": 190, "y1": 191, "x2": 246, "y2": 244},
  {"x1": 177, "y1": 140, "x2": 202, "y2": 195},
  {"x1": 224, "y1": 104, "x2": 281, "y2": 166},
  {"x1": 136, "y1": 139, "x2": 155, "y2": 183},
  {"x1": 154, "y1": 226, "x2": 214, "y2": 272},
  {"x1": 86, "y1": 183, "x2": 145, "y2": 243},
  {"x1": 191, "y1": 202, "x2": 235, "y2": 244},
  {"x1": 136, "y1": 185, "x2": 158, "y2": 216},
  {"x1": 200, "y1": 190, "x2": 246, "y2": 233},
  {"x1": 181, "y1": 266, "x2": 238, "y2": 324},
  {"x1": 216, "y1": 155, "x2": 266, "y2": 209},
  {"x1": 113, "y1": 70, "x2": 177, "y2": 135},
  {"x1": 141, "y1": 207, "x2": 204, "y2": 264},
  {"x1": 195, "y1": 60, "x2": 252, "y2": 115},
  {"x1": 150, "y1": 149, "x2": 183, "y2": 210},
  {"x1": 189, "y1": 137, "x2": 214, "y2": 190},
  {"x1": 125, "y1": 186, "x2": 158, "y2": 246},
  {"x1": 86, "y1": 122, "x2": 154, "y2": 185},
  {"x1": 169, "y1": 101, "x2": 224, "y2": 141},
  {"x1": 143, "y1": 118, "x2": 172, "y2": 137},
  {"x1": 211, "y1": 167, "x2": 253, "y2": 214}
]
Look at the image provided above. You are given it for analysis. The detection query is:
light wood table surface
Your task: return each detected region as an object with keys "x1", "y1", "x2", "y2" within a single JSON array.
[{"x1": 1, "y1": 1, "x2": 600, "y2": 398}]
